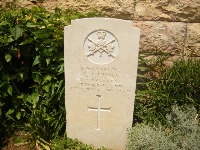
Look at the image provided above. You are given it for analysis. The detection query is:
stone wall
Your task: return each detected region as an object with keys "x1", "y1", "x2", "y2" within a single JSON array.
[
  {"x1": 133, "y1": 0, "x2": 200, "y2": 60},
  {"x1": 1, "y1": 0, "x2": 200, "y2": 59}
]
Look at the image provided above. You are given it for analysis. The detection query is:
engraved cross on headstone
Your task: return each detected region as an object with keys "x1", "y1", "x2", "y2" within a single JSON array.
[{"x1": 88, "y1": 95, "x2": 111, "y2": 130}]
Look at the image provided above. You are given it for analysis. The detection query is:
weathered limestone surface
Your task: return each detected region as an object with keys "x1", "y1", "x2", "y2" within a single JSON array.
[
  {"x1": 5, "y1": 0, "x2": 134, "y2": 20},
  {"x1": 2, "y1": 0, "x2": 200, "y2": 57},
  {"x1": 4, "y1": 0, "x2": 200, "y2": 23},
  {"x1": 133, "y1": 21, "x2": 186, "y2": 55},
  {"x1": 134, "y1": 0, "x2": 200, "y2": 22},
  {"x1": 59, "y1": 0, "x2": 135, "y2": 19},
  {"x1": 65, "y1": 18, "x2": 140, "y2": 149},
  {"x1": 185, "y1": 23, "x2": 200, "y2": 57}
]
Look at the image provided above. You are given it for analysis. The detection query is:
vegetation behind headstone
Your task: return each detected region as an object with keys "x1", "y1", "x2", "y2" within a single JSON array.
[
  {"x1": 135, "y1": 57, "x2": 200, "y2": 125},
  {"x1": 0, "y1": 6, "x2": 99, "y2": 147}
]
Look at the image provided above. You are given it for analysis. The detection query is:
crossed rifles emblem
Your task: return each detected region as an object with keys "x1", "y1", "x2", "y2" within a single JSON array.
[{"x1": 86, "y1": 31, "x2": 116, "y2": 58}]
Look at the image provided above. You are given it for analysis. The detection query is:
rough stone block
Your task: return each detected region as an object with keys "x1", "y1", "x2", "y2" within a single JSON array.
[
  {"x1": 184, "y1": 23, "x2": 200, "y2": 57},
  {"x1": 133, "y1": 21, "x2": 186, "y2": 55},
  {"x1": 30, "y1": 0, "x2": 135, "y2": 20},
  {"x1": 134, "y1": 0, "x2": 200, "y2": 22}
]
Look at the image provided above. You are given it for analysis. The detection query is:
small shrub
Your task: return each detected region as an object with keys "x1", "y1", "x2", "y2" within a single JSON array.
[
  {"x1": 127, "y1": 124, "x2": 176, "y2": 150},
  {"x1": 162, "y1": 60, "x2": 200, "y2": 108},
  {"x1": 51, "y1": 135, "x2": 109, "y2": 150},
  {"x1": 0, "y1": 6, "x2": 100, "y2": 147},
  {"x1": 127, "y1": 106, "x2": 200, "y2": 150},
  {"x1": 135, "y1": 59, "x2": 200, "y2": 125},
  {"x1": 166, "y1": 106, "x2": 200, "y2": 150},
  {"x1": 52, "y1": 136, "x2": 94, "y2": 150}
]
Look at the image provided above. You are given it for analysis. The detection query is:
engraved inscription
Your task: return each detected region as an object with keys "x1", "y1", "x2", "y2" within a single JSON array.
[
  {"x1": 88, "y1": 95, "x2": 111, "y2": 130},
  {"x1": 84, "y1": 30, "x2": 119, "y2": 64},
  {"x1": 70, "y1": 67, "x2": 131, "y2": 94}
]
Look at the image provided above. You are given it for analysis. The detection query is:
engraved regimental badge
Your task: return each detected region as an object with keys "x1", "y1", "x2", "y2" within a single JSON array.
[{"x1": 84, "y1": 30, "x2": 119, "y2": 64}]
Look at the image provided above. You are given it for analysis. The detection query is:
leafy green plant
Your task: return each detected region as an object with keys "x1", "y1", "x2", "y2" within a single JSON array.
[
  {"x1": 0, "y1": 6, "x2": 100, "y2": 147},
  {"x1": 52, "y1": 136, "x2": 94, "y2": 150},
  {"x1": 133, "y1": 52, "x2": 169, "y2": 124},
  {"x1": 134, "y1": 58, "x2": 200, "y2": 125},
  {"x1": 127, "y1": 106, "x2": 200, "y2": 150},
  {"x1": 162, "y1": 59, "x2": 200, "y2": 108},
  {"x1": 51, "y1": 135, "x2": 110, "y2": 150}
]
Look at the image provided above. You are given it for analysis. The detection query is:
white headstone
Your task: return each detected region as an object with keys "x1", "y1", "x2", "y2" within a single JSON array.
[{"x1": 64, "y1": 18, "x2": 140, "y2": 150}]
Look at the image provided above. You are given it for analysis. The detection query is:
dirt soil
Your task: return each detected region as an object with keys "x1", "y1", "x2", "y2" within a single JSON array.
[{"x1": 2, "y1": 139, "x2": 33, "y2": 150}]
